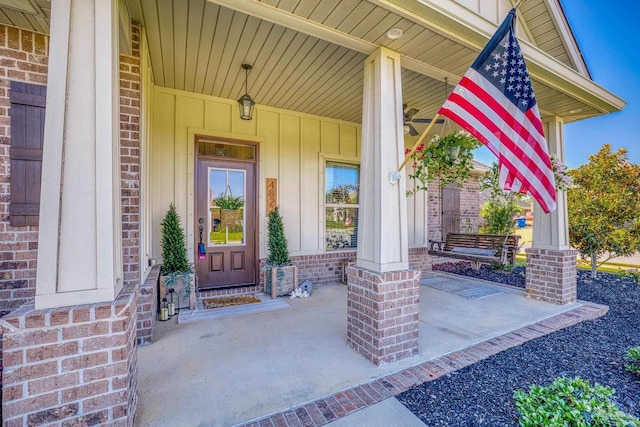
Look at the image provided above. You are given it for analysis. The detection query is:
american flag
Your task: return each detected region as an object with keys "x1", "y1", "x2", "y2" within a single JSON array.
[{"x1": 439, "y1": 8, "x2": 557, "y2": 213}]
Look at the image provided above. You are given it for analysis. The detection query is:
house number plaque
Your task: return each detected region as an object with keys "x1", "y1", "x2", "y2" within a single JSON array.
[{"x1": 266, "y1": 178, "x2": 277, "y2": 215}]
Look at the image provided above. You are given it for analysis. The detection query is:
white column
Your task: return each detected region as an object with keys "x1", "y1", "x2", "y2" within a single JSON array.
[
  {"x1": 36, "y1": 0, "x2": 122, "y2": 310},
  {"x1": 531, "y1": 116, "x2": 570, "y2": 250},
  {"x1": 356, "y1": 47, "x2": 409, "y2": 272}
]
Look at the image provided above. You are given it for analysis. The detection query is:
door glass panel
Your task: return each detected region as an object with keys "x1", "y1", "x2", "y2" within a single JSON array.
[
  {"x1": 209, "y1": 167, "x2": 245, "y2": 246},
  {"x1": 198, "y1": 140, "x2": 255, "y2": 160}
]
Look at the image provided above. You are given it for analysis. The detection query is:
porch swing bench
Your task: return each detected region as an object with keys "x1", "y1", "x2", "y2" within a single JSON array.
[{"x1": 428, "y1": 233, "x2": 521, "y2": 265}]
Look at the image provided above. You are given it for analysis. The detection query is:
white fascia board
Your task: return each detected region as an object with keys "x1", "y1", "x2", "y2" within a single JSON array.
[{"x1": 543, "y1": 0, "x2": 590, "y2": 77}]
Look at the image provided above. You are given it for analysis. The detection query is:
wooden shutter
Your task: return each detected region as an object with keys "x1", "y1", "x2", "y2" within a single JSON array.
[
  {"x1": 441, "y1": 183, "x2": 461, "y2": 238},
  {"x1": 9, "y1": 81, "x2": 46, "y2": 227}
]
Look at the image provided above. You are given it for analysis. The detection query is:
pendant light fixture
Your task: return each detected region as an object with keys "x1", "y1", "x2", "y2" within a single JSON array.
[{"x1": 237, "y1": 64, "x2": 255, "y2": 120}]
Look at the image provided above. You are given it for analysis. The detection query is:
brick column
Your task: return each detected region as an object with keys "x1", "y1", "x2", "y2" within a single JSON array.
[
  {"x1": 346, "y1": 266, "x2": 420, "y2": 366},
  {"x1": 1, "y1": 285, "x2": 138, "y2": 426},
  {"x1": 527, "y1": 117, "x2": 576, "y2": 305},
  {"x1": 525, "y1": 248, "x2": 577, "y2": 305}
]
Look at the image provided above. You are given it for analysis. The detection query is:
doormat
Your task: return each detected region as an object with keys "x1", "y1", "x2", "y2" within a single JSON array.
[
  {"x1": 178, "y1": 294, "x2": 289, "y2": 324},
  {"x1": 202, "y1": 295, "x2": 262, "y2": 309}
]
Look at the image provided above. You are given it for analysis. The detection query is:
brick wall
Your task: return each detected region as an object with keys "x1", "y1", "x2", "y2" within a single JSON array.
[
  {"x1": 136, "y1": 266, "x2": 160, "y2": 346},
  {"x1": 427, "y1": 175, "x2": 482, "y2": 242},
  {"x1": 0, "y1": 283, "x2": 138, "y2": 426},
  {"x1": 409, "y1": 247, "x2": 432, "y2": 272},
  {"x1": 120, "y1": 20, "x2": 141, "y2": 288},
  {"x1": 0, "y1": 26, "x2": 48, "y2": 312},
  {"x1": 199, "y1": 249, "x2": 431, "y2": 299}
]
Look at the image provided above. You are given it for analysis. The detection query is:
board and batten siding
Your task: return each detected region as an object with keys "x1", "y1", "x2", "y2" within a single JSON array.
[{"x1": 150, "y1": 86, "x2": 428, "y2": 263}]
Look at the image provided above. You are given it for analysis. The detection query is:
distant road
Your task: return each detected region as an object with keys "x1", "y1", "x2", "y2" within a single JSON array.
[{"x1": 519, "y1": 241, "x2": 640, "y2": 268}]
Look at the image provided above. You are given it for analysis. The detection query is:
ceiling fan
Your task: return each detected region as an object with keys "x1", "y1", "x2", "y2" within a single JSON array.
[{"x1": 403, "y1": 104, "x2": 444, "y2": 136}]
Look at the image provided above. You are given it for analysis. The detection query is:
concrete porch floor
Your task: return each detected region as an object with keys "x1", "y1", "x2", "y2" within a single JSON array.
[{"x1": 136, "y1": 272, "x2": 604, "y2": 426}]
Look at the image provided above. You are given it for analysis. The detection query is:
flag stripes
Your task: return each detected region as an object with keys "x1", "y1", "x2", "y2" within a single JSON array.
[{"x1": 438, "y1": 8, "x2": 557, "y2": 213}]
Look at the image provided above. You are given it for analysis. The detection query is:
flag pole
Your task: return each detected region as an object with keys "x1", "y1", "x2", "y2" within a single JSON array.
[{"x1": 398, "y1": 112, "x2": 441, "y2": 172}]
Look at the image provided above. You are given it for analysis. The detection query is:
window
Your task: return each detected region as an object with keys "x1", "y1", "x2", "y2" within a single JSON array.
[
  {"x1": 9, "y1": 81, "x2": 46, "y2": 227},
  {"x1": 325, "y1": 161, "x2": 359, "y2": 251}
]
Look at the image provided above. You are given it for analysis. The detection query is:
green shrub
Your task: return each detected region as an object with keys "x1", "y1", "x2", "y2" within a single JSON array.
[
  {"x1": 616, "y1": 269, "x2": 640, "y2": 284},
  {"x1": 160, "y1": 204, "x2": 191, "y2": 275},
  {"x1": 513, "y1": 377, "x2": 640, "y2": 427},
  {"x1": 266, "y1": 207, "x2": 291, "y2": 266},
  {"x1": 480, "y1": 199, "x2": 522, "y2": 234},
  {"x1": 625, "y1": 346, "x2": 640, "y2": 376}
]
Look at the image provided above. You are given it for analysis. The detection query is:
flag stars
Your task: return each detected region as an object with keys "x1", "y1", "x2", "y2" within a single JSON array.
[
  {"x1": 507, "y1": 85, "x2": 514, "y2": 91},
  {"x1": 500, "y1": 78, "x2": 506, "y2": 84},
  {"x1": 493, "y1": 52, "x2": 502, "y2": 60},
  {"x1": 485, "y1": 64, "x2": 492, "y2": 71}
]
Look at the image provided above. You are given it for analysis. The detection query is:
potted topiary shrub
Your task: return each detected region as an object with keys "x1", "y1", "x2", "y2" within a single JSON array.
[
  {"x1": 160, "y1": 203, "x2": 196, "y2": 310},
  {"x1": 264, "y1": 206, "x2": 298, "y2": 298}
]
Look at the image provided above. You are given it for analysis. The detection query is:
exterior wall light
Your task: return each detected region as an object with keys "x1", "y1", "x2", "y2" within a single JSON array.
[{"x1": 237, "y1": 64, "x2": 255, "y2": 120}]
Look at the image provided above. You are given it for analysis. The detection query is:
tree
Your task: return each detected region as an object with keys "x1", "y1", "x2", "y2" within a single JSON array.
[
  {"x1": 160, "y1": 203, "x2": 191, "y2": 275},
  {"x1": 568, "y1": 144, "x2": 640, "y2": 278},
  {"x1": 479, "y1": 162, "x2": 524, "y2": 234},
  {"x1": 266, "y1": 207, "x2": 291, "y2": 266}
]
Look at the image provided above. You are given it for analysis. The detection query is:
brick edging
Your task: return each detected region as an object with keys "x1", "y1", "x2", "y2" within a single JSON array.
[{"x1": 238, "y1": 301, "x2": 608, "y2": 427}]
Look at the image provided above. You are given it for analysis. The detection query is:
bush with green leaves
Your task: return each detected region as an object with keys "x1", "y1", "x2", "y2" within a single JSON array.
[
  {"x1": 625, "y1": 346, "x2": 640, "y2": 377},
  {"x1": 513, "y1": 377, "x2": 640, "y2": 427},
  {"x1": 480, "y1": 199, "x2": 523, "y2": 234},
  {"x1": 160, "y1": 203, "x2": 191, "y2": 275},
  {"x1": 479, "y1": 162, "x2": 524, "y2": 234}
]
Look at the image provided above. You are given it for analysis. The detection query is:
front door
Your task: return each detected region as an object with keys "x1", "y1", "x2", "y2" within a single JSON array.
[{"x1": 196, "y1": 142, "x2": 256, "y2": 289}]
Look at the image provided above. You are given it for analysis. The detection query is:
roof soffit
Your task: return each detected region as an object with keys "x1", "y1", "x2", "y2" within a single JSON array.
[{"x1": 368, "y1": 0, "x2": 624, "y2": 114}]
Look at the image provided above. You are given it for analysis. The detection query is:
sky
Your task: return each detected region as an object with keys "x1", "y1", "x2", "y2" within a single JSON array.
[{"x1": 473, "y1": 0, "x2": 640, "y2": 169}]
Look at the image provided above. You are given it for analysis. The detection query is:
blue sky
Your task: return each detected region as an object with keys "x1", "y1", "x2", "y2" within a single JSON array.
[{"x1": 474, "y1": 0, "x2": 639, "y2": 168}]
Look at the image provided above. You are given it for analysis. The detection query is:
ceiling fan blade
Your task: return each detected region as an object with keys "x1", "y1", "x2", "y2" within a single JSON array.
[
  {"x1": 412, "y1": 118, "x2": 445, "y2": 124},
  {"x1": 408, "y1": 124, "x2": 419, "y2": 136},
  {"x1": 406, "y1": 108, "x2": 419, "y2": 119}
]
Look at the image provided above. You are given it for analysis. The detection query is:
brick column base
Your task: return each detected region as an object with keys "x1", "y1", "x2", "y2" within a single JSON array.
[
  {"x1": 137, "y1": 266, "x2": 161, "y2": 345},
  {"x1": 346, "y1": 266, "x2": 421, "y2": 366},
  {"x1": 1, "y1": 285, "x2": 138, "y2": 426},
  {"x1": 525, "y1": 248, "x2": 577, "y2": 305}
]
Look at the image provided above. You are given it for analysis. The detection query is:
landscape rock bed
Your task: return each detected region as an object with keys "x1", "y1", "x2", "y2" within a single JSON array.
[{"x1": 399, "y1": 264, "x2": 640, "y2": 426}]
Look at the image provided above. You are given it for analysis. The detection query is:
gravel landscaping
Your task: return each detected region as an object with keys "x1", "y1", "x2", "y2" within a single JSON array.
[{"x1": 398, "y1": 263, "x2": 640, "y2": 426}]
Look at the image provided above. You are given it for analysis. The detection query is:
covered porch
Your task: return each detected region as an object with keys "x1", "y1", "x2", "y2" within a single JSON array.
[
  {"x1": 0, "y1": 0, "x2": 624, "y2": 425},
  {"x1": 136, "y1": 272, "x2": 606, "y2": 426}
]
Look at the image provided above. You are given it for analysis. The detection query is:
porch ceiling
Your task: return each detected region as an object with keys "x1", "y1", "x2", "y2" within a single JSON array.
[
  {"x1": 1, "y1": 0, "x2": 624, "y2": 127},
  {"x1": 124, "y1": 0, "x2": 622, "y2": 125}
]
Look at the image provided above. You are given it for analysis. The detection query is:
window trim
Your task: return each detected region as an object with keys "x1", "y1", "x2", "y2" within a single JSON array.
[{"x1": 319, "y1": 153, "x2": 360, "y2": 253}]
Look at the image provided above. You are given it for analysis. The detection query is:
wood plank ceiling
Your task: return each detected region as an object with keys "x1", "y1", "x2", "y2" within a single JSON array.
[
  {"x1": 126, "y1": 0, "x2": 600, "y2": 124},
  {"x1": 0, "y1": 0, "x2": 603, "y2": 125}
]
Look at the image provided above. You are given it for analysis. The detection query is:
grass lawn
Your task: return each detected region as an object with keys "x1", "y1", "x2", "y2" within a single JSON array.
[
  {"x1": 514, "y1": 224, "x2": 532, "y2": 246},
  {"x1": 210, "y1": 231, "x2": 243, "y2": 245}
]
